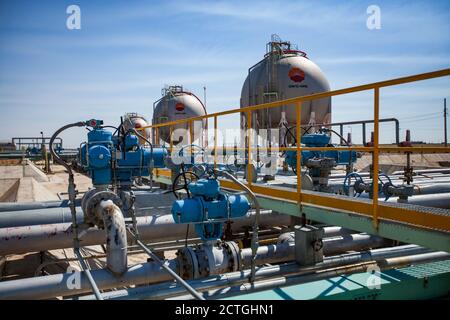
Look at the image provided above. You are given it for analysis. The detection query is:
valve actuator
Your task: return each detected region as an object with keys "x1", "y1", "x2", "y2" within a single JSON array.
[
  {"x1": 171, "y1": 178, "x2": 250, "y2": 241},
  {"x1": 79, "y1": 119, "x2": 167, "y2": 186}
]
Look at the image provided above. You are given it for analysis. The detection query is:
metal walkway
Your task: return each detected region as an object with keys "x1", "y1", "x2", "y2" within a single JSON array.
[{"x1": 154, "y1": 172, "x2": 450, "y2": 252}]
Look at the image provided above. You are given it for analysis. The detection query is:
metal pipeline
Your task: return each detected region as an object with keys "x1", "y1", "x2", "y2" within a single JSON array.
[
  {"x1": 0, "y1": 244, "x2": 430, "y2": 300},
  {"x1": 275, "y1": 226, "x2": 355, "y2": 241},
  {"x1": 172, "y1": 251, "x2": 450, "y2": 300},
  {"x1": 240, "y1": 233, "x2": 388, "y2": 267},
  {"x1": 392, "y1": 168, "x2": 450, "y2": 175},
  {"x1": 0, "y1": 200, "x2": 79, "y2": 212},
  {"x1": 0, "y1": 259, "x2": 177, "y2": 300},
  {"x1": 356, "y1": 189, "x2": 450, "y2": 208},
  {"x1": 386, "y1": 192, "x2": 450, "y2": 208},
  {"x1": 131, "y1": 232, "x2": 204, "y2": 301},
  {"x1": 0, "y1": 210, "x2": 287, "y2": 256},
  {"x1": 73, "y1": 244, "x2": 433, "y2": 300},
  {"x1": 0, "y1": 233, "x2": 400, "y2": 300},
  {"x1": 0, "y1": 189, "x2": 172, "y2": 228},
  {"x1": 74, "y1": 248, "x2": 103, "y2": 300},
  {"x1": 377, "y1": 251, "x2": 450, "y2": 268},
  {"x1": 0, "y1": 190, "x2": 277, "y2": 228},
  {"x1": 413, "y1": 183, "x2": 450, "y2": 195},
  {"x1": 0, "y1": 207, "x2": 83, "y2": 228}
]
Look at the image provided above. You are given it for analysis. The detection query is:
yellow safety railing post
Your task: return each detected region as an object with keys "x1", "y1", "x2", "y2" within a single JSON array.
[
  {"x1": 214, "y1": 116, "x2": 218, "y2": 169},
  {"x1": 296, "y1": 102, "x2": 302, "y2": 204},
  {"x1": 247, "y1": 110, "x2": 252, "y2": 187},
  {"x1": 169, "y1": 125, "x2": 173, "y2": 152},
  {"x1": 189, "y1": 120, "x2": 194, "y2": 163},
  {"x1": 372, "y1": 87, "x2": 380, "y2": 229}
]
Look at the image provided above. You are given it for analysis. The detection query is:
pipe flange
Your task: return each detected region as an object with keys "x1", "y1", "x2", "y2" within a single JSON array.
[
  {"x1": 196, "y1": 245, "x2": 211, "y2": 278},
  {"x1": 223, "y1": 241, "x2": 241, "y2": 272},
  {"x1": 81, "y1": 189, "x2": 122, "y2": 227},
  {"x1": 176, "y1": 246, "x2": 200, "y2": 280}
]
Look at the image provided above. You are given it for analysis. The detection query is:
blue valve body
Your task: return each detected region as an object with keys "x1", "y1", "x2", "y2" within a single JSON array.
[
  {"x1": 285, "y1": 133, "x2": 357, "y2": 168},
  {"x1": 171, "y1": 178, "x2": 250, "y2": 241}
]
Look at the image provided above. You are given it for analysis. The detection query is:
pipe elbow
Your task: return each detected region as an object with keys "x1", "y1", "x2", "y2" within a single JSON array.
[{"x1": 97, "y1": 200, "x2": 128, "y2": 275}]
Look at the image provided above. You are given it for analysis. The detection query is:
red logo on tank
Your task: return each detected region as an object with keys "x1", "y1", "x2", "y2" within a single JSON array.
[
  {"x1": 175, "y1": 103, "x2": 185, "y2": 112},
  {"x1": 288, "y1": 67, "x2": 305, "y2": 83}
]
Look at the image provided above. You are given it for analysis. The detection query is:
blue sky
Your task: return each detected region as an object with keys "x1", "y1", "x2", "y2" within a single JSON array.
[{"x1": 0, "y1": 0, "x2": 449, "y2": 147}]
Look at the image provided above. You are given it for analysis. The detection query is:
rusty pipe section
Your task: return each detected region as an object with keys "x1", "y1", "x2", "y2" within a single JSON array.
[
  {"x1": 0, "y1": 210, "x2": 288, "y2": 256},
  {"x1": 98, "y1": 200, "x2": 128, "y2": 275}
]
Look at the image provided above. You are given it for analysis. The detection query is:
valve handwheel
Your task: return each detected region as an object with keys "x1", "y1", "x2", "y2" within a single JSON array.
[
  {"x1": 343, "y1": 172, "x2": 364, "y2": 197},
  {"x1": 172, "y1": 167, "x2": 199, "y2": 199},
  {"x1": 378, "y1": 173, "x2": 394, "y2": 201}
]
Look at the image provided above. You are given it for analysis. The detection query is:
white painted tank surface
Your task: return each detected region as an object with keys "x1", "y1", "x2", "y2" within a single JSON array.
[
  {"x1": 122, "y1": 113, "x2": 151, "y2": 144},
  {"x1": 152, "y1": 86, "x2": 207, "y2": 145},
  {"x1": 240, "y1": 35, "x2": 331, "y2": 131}
]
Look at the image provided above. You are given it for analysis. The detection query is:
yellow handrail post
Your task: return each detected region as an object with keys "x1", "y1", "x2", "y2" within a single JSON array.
[
  {"x1": 189, "y1": 120, "x2": 194, "y2": 163},
  {"x1": 373, "y1": 87, "x2": 380, "y2": 229},
  {"x1": 296, "y1": 102, "x2": 302, "y2": 205},
  {"x1": 247, "y1": 110, "x2": 252, "y2": 187},
  {"x1": 169, "y1": 125, "x2": 173, "y2": 152},
  {"x1": 214, "y1": 116, "x2": 218, "y2": 169}
]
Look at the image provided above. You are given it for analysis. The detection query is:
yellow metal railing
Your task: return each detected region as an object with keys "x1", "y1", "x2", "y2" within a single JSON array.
[{"x1": 140, "y1": 68, "x2": 450, "y2": 233}]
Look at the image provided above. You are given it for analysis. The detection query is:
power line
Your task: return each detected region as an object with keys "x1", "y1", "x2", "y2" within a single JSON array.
[
  {"x1": 398, "y1": 111, "x2": 441, "y2": 120},
  {"x1": 445, "y1": 98, "x2": 448, "y2": 147},
  {"x1": 401, "y1": 115, "x2": 441, "y2": 123}
]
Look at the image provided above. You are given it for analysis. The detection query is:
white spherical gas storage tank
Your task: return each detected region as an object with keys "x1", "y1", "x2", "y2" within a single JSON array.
[
  {"x1": 152, "y1": 86, "x2": 207, "y2": 145},
  {"x1": 240, "y1": 36, "x2": 331, "y2": 132}
]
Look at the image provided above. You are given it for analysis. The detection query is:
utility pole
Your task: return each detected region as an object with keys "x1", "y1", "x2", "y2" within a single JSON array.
[
  {"x1": 445, "y1": 98, "x2": 448, "y2": 147},
  {"x1": 203, "y1": 86, "x2": 207, "y2": 108}
]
